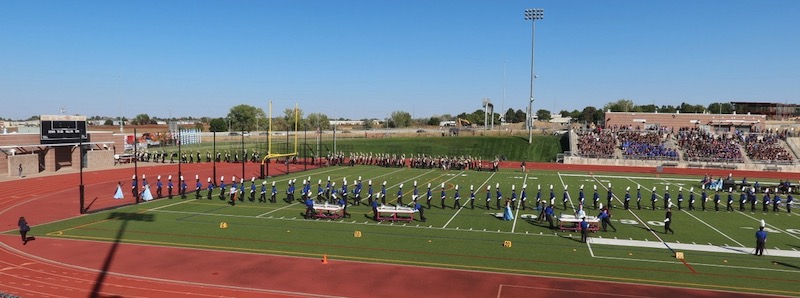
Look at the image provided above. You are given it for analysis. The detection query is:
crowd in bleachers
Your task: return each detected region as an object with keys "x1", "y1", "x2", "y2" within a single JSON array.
[
  {"x1": 738, "y1": 131, "x2": 794, "y2": 163},
  {"x1": 576, "y1": 130, "x2": 616, "y2": 158},
  {"x1": 676, "y1": 128, "x2": 743, "y2": 163},
  {"x1": 575, "y1": 126, "x2": 797, "y2": 164},
  {"x1": 618, "y1": 130, "x2": 678, "y2": 160}
]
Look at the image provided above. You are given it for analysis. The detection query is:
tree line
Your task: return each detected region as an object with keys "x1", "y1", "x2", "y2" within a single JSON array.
[{"x1": 21, "y1": 99, "x2": 738, "y2": 132}]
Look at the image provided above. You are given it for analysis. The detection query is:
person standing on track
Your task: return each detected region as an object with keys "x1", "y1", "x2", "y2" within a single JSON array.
[
  {"x1": 664, "y1": 207, "x2": 674, "y2": 234},
  {"x1": 18, "y1": 216, "x2": 31, "y2": 244}
]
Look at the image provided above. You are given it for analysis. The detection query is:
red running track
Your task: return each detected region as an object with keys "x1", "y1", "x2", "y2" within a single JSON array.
[{"x1": 0, "y1": 161, "x2": 792, "y2": 297}]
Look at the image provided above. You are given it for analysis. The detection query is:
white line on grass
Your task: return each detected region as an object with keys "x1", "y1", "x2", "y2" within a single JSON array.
[
  {"x1": 593, "y1": 177, "x2": 671, "y2": 251},
  {"x1": 256, "y1": 202, "x2": 299, "y2": 217},
  {"x1": 148, "y1": 199, "x2": 194, "y2": 212},
  {"x1": 735, "y1": 209, "x2": 800, "y2": 242},
  {"x1": 357, "y1": 168, "x2": 412, "y2": 204},
  {"x1": 557, "y1": 172, "x2": 577, "y2": 211},
  {"x1": 510, "y1": 173, "x2": 528, "y2": 233},
  {"x1": 441, "y1": 171, "x2": 493, "y2": 229},
  {"x1": 560, "y1": 173, "x2": 695, "y2": 182},
  {"x1": 650, "y1": 178, "x2": 745, "y2": 247}
]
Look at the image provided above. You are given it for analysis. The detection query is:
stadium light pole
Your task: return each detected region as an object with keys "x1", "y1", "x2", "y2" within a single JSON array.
[{"x1": 524, "y1": 8, "x2": 543, "y2": 144}]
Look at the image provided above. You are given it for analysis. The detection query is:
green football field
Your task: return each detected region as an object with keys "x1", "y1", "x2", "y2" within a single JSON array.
[{"x1": 27, "y1": 166, "x2": 800, "y2": 296}]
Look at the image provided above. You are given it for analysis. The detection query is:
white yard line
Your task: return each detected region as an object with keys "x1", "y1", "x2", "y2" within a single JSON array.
[
  {"x1": 147, "y1": 198, "x2": 194, "y2": 211},
  {"x1": 653, "y1": 178, "x2": 746, "y2": 247},
  {"x1": 560, "y1": 173, "x2": 695, "y2": 182},
  {"x1": 442, "y1": 171, "x2": 494, "y2": 229},
  {"x1": 735, "y1": 209, "x2": 800, "y2": 242},
  {"x1": 593, "y1": 176, "x2": 672, "y2": 251},
  {"x1": 511, "y1": 173, "x2": 528, "y2": 233},
  {"x1": 256, "y1": 202, "x2": 299, "y2": 217},
  {"x1": 557, "y1": 172, "x2": 577, "y2": 211}
]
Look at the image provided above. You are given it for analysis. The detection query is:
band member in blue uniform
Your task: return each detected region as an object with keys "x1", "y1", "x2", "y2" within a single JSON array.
[
  {"x1": 206, "y1": 177, "x2": 214, "y2": 200},
  {"x1": 762, "y1": 191, "x2": 770, "y2": 213},
  {"x1": 249, "y1": 177, "x2": 257, "y2": 202},
  {"x1": 156, "y1": 175, "x2": 163, "y2": 198},
  {"x1": 623, "y1": 187, "x2": 631, "y2": 210},
  {"x1": 714, "y1": 190, "x2": 721, "y2": 211},
  {"x1": 727, "y1": 188, "x2": 735, "y2": 211},
  {"x1": 271, "y1": 181, "x2": 277, "y2": 203},
  {"x1": 636, "y1": 185, "x2": 642, "y2": 210},
  {"x1": 318, "y1": 180, "x2": 325, "y2": 203},
  {"x1": 677, "y1": 187, "x2": 684, "y2": 210},
  {"x1": 340, "y1": 179, "x2": 349, "y2": 205},
  {"x1": 485, "y1": 185, "x2": 492, "y2": 210},
  {"x1": 701, "y1": 189, "x2": 708, "y2": 211},
  {"x1": 380, "y1": 181, "x2": 387, "y2": 205},
  {"x1": 453, "y1": 185, "x2": 461, "y2": 209},
  {"x1": 440, "y1": 183, "x2": 447, "y2": 209},
  {"x1": 325, "y1": 177, "x2": 332, "y2": 203},
  {"x1": 561, "y1": 185, "x2": 569, "y2": 210},
  {"x1": 131, "y1": 175, "x2": 139, "y2": 199},
  {"x1": 651, "y1": 187, "x2": 658, "y2": 210},
  {"x1": 167, "y1": 175, "x2": 174, "y2": 199},
  {"x1": 688, "y1": 187, "x2": 695, "y2": 210},
  {"x1": 536, "y1": 184, "x2": 542, "y2": 206},
  {"x1": 426, "y1": 183, "x2": 433, "y2": 209},
  {"x1": 663, "y1": 186, "x2": 671, "y2": 209},
  {"x1": 180, "y1": 176, "x2": 188, "y2": 199},
  {"x1": 411, "y1": 181, "x2": 418, "y2": 205},
  {"x1": 218, "y1": 176, "x2": 226, "y2": 200},
  {"x1": 739, "y1": 190, "x2": 747, "y2": 211},
  {"x1": 469, "y1": 185, "x2": 477, "y2": 209},
  {"x1": 496, "y1": 183, "x2": 503, "y2": 210},
  {"x1": 259, "y1": 181, "x2": 267, "y2": 202},
  {"x1": 787, "y1": 192, "x2": 794, "y2": 213},
  {"x1": 520, "y1": 184, "x2": 528, "y2": 210},
  {"x1": 195, "y1": 175, "x2": 202, "y2": 199},
  {"x1": 606, "y1": 184, "x2": 613, "y2": 209},
  {"x1": 366, "y1": 180, "x2": 374, "y2": 205},
  {"x1": 578, "y1": 185, "x2": 585, "y2": 207},
  {"x1": 396, "y1": 183, "x2": 404, "y2": 206},
  {"x1": 230, "y1": 178, "x2": 239, "y2": 204},
  {"x1": 592, "y1": 185, "x2": 599, "y2": 210},
  {"x1": 773, "y1": 193, "x2": 781, "y2": 212}
]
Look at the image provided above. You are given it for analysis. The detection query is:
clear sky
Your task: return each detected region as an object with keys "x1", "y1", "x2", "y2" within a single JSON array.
[{"x1": 1, "y1": 0, "x2": 798, "y2": 121}]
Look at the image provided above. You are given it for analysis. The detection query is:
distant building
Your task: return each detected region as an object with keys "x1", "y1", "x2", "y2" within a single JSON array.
[
  {"x1": 731, "y1": 101, "x2": 800, "y2": 120},
  {"x1": 330, "y1": 120, "x2": 364, "y2": 126},
  {"x1": 549, "y1": 116, "x2": 572, "y2": 126}
]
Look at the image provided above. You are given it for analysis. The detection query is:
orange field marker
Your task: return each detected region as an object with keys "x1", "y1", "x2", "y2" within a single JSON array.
[{"x1": 322, "y1": 254, "x2": 328, "y2": 264}]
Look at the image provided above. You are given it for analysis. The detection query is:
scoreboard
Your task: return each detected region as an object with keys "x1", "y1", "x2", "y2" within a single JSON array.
[{"x1": 40, "y1": 115, "x2": 88, "y2": 144}]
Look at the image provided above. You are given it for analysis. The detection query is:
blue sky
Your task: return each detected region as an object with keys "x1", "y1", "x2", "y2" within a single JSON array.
[{"x1": 1, "y1": 0, "x2": 798, "y2": 120}]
